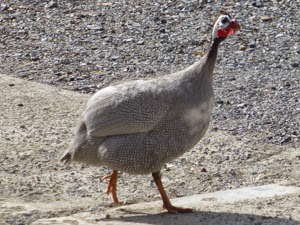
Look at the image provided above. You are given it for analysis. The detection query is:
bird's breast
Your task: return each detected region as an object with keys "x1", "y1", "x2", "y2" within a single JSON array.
[{"x1": 183, "y1": 98, "x2": 214, "y2": 139}]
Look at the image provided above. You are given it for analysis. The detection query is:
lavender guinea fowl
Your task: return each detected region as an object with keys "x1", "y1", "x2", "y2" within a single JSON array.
[{"x1": 60, "y1": 11, "x2": 240, "y2": 213}]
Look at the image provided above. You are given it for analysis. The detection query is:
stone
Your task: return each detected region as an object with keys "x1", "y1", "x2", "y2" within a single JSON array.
[
  {"x1": 261, "y1": 16, "x2": 273, "y2": 22},
  {"x1": 45, "y1": 1, "x2": 58, "y2": 9},
  {"x1": 238, "y1": 45, "x2": 247, "y2": 51}
]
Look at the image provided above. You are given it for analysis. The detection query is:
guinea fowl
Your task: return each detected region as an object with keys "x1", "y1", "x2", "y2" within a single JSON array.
[{"x1": 60, "y1": 11, "x2": 240, "y2": 213}]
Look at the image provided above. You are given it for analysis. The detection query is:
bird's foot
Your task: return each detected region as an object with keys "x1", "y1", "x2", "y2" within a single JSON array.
[
  {"x1": 100, "y1": 170, "x2": 120, "y2": 205},
  {"x1": 163, "y1": 203, "x2": 194, "y2": 214}
]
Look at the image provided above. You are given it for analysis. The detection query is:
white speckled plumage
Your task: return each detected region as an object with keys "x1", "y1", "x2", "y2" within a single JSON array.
[
  {"x1": 62, "y1": 54, "x2": 216, "y2": 174},
  {"x1": 60, "y1": 12, "x2": 240, "y2": 212}
]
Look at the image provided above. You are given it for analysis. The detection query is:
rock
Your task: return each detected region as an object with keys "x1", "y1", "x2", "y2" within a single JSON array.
[
  {"x1": 124, "y1": 38, "x2": 133, "y2": 43},
  {"x1": 249, "y1": 42, "x2": 256, "y2": 48},
  {"x1": 159, "y1": 27, "x2": 166, "y2": 33},
  {"x1": 280, "y1": 136, "x2": 292, "y2": 144},
  {"x1": 87, "y1": 25, "x2": 103, "y2": 31},
  {"x1": 100, "y1": 2, "x2": 113, "y2": 6},
  {"x1": 192, "y1": 50, "x2": 205, "y2": 56},
  {"x1": 111, "y1": 55, "x2": 119, "y2": 60},
  {"x1": 137, "y1": 40, "x2": 145, "y2": 45},
  {"x1": 161, "y1": 19, "x2": 167, "y2": 24},
  {"x1": 238, "y1": 45, "x2": 247, "y2": 51},
  {"x1": 0, "y1": 4, "x2": 9, "y2": 11},
  {"x1": 261, "y1": 16, "x2": 273, "y2": 22},
  {"x1": 200, "y1": 167, "x2": 207, "y2": 172},
  {"x1": 252, "y1": 0, "x2": 263, "y2": 7},
  {"x1": 256, "y1": 174, "x2": 265, "y2": 181},
  {"x1": 45, "y1": 1, "x2": 58, "y2": 9}
]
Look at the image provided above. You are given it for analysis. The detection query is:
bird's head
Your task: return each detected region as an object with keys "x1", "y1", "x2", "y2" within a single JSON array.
[{"x1": 211, "y1": 11, "x2": 241, "y2": 42}]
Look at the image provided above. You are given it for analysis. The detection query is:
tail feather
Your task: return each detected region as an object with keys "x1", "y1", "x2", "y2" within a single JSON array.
[{"x1": 60, "y1": 152, "x2": 72, "y2": 165}]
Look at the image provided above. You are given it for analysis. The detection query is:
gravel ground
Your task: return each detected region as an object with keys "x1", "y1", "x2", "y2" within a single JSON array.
[
  {"x1": 0, "y1": 0, "x2": 299, "y2": 146},
  {"x1": 0, "y1": 0, "x2": 300, "y2": 224}
]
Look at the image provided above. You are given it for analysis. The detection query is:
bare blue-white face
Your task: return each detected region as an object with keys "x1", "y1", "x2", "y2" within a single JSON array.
[{"x1": 212, "y1": 14, "x2": 240, "y2": 40}]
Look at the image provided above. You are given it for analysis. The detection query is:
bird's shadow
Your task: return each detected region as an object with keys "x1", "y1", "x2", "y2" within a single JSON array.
[{"x1": 99, "y1": 209, "x2": 300, "y2": 225}]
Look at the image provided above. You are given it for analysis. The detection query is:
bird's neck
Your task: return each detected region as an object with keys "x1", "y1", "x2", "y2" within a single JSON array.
[
  {"x1": 207, "y1": 37, "x2": 222, "y2": 66},
  {"x1": 205, "y1": 38, "x2": 222, "y2": 73},
  {"x1": 194, "y1": 37, "x2": 223, "y2": 85},
  {"x1": 175, "y1": 37, "x2": 224, "y2": 88}
]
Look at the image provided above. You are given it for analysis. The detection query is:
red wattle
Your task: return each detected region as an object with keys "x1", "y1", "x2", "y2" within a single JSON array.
[
  {"x1": 217, "y1": 28, "x2": 236, "y2": 37},
  {"x1": 217, "y1": 28, "x2": 228, "y2": 37},
  {"x1": 228, "y1": 28, "x2": 236, "y2": 35}
]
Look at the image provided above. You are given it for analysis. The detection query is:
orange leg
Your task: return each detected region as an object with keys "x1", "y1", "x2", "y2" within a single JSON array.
[
  {"x1": 100, "y1": 170, "x2": 119, "y2": 205},
  {"x1": 152, "y1": 171, "x2": 194, "y2": 214}
]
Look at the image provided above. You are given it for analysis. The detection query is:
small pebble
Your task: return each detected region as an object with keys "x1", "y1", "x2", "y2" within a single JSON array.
[
  {"x1": 252, "y1": 1, "x2": 263, "y2": 7},
  {"x1": 238, "y1": 45, "x2": 247, "y2": 51},
  {"x1": 87, "y1": 25, "x2": 103, "y2": 31},
  {"x1": 0, "y1": 4, "x2": 9, "y2": 11},
  {"x1": 137, "y1": 40, "x2": 145, "y2": 45},
  {"x1": 45, "y1": 0, "x2": 58, "y2": 9},
  {"x1": 249, "y1": 42, "x2": 256, "y2": 48},
  {"x1": 280, "y1": 136, "x2": 292, "y2": 144},
  {"x1": 111, "y1": 56, "x2": 119, "y2": 60},
  {"x1": 200, "y1": 167, "x2": 207, "y2": 172},
  {"x1": 261, "y1": 16, "x2": 273, "y2": 22}
]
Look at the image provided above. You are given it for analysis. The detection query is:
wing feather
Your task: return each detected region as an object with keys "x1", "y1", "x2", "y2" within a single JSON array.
[{"x1": 83, "y1": 80, "x2": 172, "y2": 137}]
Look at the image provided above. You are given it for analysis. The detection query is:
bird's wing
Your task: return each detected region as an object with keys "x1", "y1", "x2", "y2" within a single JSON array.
[{"x1": 83, "y1": 79, "x2": 173, "y2": 137}]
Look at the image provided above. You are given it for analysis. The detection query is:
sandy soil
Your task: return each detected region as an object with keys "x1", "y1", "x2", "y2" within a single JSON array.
[{"x1": 0, "y1": 74, "x2": 299, "y2": 224}]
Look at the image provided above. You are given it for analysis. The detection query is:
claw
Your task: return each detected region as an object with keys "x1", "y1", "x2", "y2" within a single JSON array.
[
  {"x1": 163, "y1": 203, "x2": 194, "y2": 214},
  {"x1": 152, "y1": 171, "x2": 194, "y2": 214},
  {"x1": 100, "y1": 170, "x2": 120, "y2": 205}
]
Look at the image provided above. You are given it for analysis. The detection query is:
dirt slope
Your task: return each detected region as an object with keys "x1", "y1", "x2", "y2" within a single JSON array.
[{"x1": 0, "y1": 74, "x2": 299, "y2": 224}]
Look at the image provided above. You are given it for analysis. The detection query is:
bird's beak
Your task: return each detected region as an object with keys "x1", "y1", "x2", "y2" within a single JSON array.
[{"x1": 228, "y1": 19, "x2": 241, "y2": 35}]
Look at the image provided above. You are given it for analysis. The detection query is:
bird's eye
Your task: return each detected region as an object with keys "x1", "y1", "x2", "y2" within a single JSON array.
[{"x1": 221, "y1": 17, "x2": 230, "y2": 24}]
